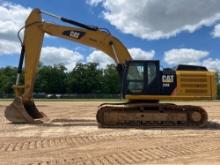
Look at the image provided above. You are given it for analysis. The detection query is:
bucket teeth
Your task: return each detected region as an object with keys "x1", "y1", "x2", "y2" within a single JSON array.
[{"x1": 4, "y1": 97, "x2": 48, "y2": 123}]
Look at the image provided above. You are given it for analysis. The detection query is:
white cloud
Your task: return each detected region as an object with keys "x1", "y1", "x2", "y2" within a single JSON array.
[
  {"x1": 202, "y1": 58, "x2": 220, "y2": 72},
  {"x1": 0, "y1": 40, "x2": 20, "y2": 55},
  {"x1": 88, "y1": 0, "x2": 220, "y2": 40},
  {"x1": 164, "y1": 48, "x2": 220, "y2": 72},
  {"x1": 212, "y1": 24, "x2": 220, "y2": 38},
  {"x1": 41, "y1": 47, "x2": 84, "y2": 71},
  {"x1": 164, "y1": 48, "x2": 209, "y2": 65},
  {"x1": 86, "y1": 50, "x2": 114, "y2": 68},
  {"x1": 86, "y1": 0, "x2": 103, "y2": 6},
  {"x1": 129, "y1": 48, "x2": 155, "y2": 60},
  {"x1": 0, "y1": 2, "x2": 31, "y2": 55},
  {"x1": 87, "y1": 48, "x2": 155, "y2": 68},
  {"x1": 0, "y1": 2, "x2": 31, "y2": 41}
]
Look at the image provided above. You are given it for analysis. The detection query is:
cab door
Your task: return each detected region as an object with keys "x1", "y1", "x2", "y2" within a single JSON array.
[
  {"x1": 124, "y1": 61, "x2": 145, "y2": 95},
  {"x1": 123, "y1": 60, "x2": 160, "y2": 96},
  {"x1": 145, "y1": 61, "x2": 160, "y2": 95}
]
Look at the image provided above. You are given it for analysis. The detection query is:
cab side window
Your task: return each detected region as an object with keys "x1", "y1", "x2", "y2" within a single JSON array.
[
  {"x1": 127, "y1": 63, "x2": 144, "y2": 93},
  {"x1": 147, "y1": 62, "x2": 157, "y2": 85}
]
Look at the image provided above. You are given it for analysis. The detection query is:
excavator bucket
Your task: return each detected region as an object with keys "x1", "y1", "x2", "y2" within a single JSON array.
[{"x1": 5, "y1": 97, "x2": 48, "y2": 123}]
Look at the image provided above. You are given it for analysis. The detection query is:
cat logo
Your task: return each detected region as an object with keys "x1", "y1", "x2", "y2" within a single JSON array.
[
  {"x1": 70, "y1": 31, "x2": 81, "y2": 39},
  {"x1": 62, "y1": 30, "x2": 85, "y2": 39},
  {"x1": 162, "y1": 75, "x2": 174, "y2": 83}
]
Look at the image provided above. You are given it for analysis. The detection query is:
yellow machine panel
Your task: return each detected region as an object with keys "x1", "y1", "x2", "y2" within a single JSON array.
[
  {"x1": 126, "y1": 70, "x2": 217, "y2": 101},
  {"x1": 176, "y1": 71, "x2": 217, "y2": 98}
]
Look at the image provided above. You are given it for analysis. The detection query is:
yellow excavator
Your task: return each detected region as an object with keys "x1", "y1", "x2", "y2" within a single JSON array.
[{"x1": 5, "y1": 9, "x2": 217, "y2": 128}]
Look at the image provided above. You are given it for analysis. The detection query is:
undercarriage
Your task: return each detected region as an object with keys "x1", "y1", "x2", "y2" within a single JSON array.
[
  {"x1": 96, "y1": 102, "x2": 208, "y2": 128},
  {"x1": 5, "y1": 97, "x2": 208, "y2": 128}
]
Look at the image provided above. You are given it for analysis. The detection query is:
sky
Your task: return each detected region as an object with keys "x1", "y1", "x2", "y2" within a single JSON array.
[{"x1": 0, "y1": 0, "x2": 220, "y2": 71}]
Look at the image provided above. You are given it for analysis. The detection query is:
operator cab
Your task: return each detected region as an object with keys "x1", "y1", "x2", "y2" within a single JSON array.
[{"x1": 122, "y1": 60, "x2": 177, "y2": 97}]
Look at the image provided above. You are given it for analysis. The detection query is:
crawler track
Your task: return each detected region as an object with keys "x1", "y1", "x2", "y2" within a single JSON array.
[{"x1": 97, "y1": 103, "x2": 208, "y2": 128}]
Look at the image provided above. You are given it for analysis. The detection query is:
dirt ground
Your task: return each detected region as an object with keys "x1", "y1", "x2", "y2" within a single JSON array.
[{"x1": 0, "y1": 100, "x2": 220, "y2": 165}]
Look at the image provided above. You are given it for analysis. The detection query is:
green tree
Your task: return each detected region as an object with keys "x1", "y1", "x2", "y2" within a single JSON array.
[
  {"x1": 66, "y1": 63, "x2": 103, "y2": 93},
  {"x1": 0, "y1": 63, "x2": 122, "y2": 95},
  {"x1": 102, "y1": 64, "x2": 120, "y2": 94},
  {"x1": 35, "y1": 64, "x2": 67, "y2": 94},
  {"x1": 0, "y1": 67, "x2": 17, "y2": 94}
]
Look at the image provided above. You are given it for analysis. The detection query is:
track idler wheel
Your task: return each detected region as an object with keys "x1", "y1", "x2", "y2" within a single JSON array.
[
  {"x1": 4, "y1": 97, "x2": 48, "y2": 123},
  {"x1": 185, "y1": 105, "x2": 208, "y2": 127}
]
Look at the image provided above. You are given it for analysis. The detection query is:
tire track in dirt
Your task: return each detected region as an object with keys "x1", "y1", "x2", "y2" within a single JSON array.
[
  {"x1": 0, "y1": 131, "x2": 145, "y2": 152},
  {"x1": 26, "y1": 139, "x2": 220, "y2": 165},
  {"x1": 1, "y1": 121, "x2": 220, "y2": 153},
  {"x1": 0, "y1": 131, "x2": 194, "y2": 152}
]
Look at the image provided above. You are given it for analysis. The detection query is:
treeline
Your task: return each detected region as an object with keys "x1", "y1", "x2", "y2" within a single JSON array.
[
  {"x1": 0, "y1": 63, "x2": 121, "y2": 95},
  {"x1": 0, "y1": 63, "x2": 220, "y2": 99}
]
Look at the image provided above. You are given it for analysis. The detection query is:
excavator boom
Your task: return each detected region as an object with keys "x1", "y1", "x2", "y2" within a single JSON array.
[{"x1": 5, "y1": 8, "x2": 131, "y2": 123}]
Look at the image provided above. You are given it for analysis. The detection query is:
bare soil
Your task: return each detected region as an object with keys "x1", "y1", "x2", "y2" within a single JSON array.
[{"x1": 0, "y1": 100, "x2": 220, "y2": 165}]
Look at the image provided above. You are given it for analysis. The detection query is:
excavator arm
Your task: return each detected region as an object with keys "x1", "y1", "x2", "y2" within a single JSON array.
[{"x1": 5, "y1": 8, "x2": 131, "y2": 123}]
